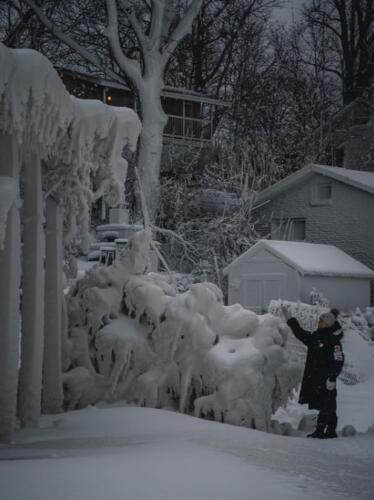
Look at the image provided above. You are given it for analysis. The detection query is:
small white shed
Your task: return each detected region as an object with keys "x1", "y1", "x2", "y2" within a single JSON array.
[{"x1": 223, "y1": 240, "x2": 374, "y2": 312}]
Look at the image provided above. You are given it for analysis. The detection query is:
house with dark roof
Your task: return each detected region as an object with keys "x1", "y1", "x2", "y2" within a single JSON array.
[{"x1": 252, "y1": 164, "x2": 374, "y2": 304}]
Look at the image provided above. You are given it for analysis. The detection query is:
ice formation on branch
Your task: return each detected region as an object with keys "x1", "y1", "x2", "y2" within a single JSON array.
[
  {"x1": 65, "y1": 229, "x2": 302, "y2": 431},
  {"x1": 0, "y1": 43, "x2": 141, "y2": 440},
  {"x1": 0, "y1": 43, "x2": 141, "y2": 250}
]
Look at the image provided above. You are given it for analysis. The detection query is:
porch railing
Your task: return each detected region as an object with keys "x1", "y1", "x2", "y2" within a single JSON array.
[{"x1": 164, "y1": 115, "x2": 212, "y2": 141}]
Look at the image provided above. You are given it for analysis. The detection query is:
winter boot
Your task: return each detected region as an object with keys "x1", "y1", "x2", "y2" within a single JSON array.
[
  {"x1": 324, "y1": 428, "x2": 338, "y2": 439},
  {"x1": 324, "y1": 416, "x2": 338, "y2": 439},
  {"x1": 307, "y1": 426, "x2": 325, "y2": 438}
]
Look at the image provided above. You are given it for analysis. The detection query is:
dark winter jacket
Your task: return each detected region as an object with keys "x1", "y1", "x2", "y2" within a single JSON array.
[{"x1": 287, "y1": 318, "x2": 344, "y2": 410}]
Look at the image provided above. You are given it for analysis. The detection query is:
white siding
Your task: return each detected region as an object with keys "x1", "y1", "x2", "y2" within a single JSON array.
[
  {"x1": 300, "y1": 276, "x2": 371, "y2": 311},
  {"x1": 228, "y1": 249, "x2": 300, "y2": 312}
]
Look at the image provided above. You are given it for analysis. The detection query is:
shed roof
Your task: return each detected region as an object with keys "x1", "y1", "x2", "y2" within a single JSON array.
[
  {"x1": 223, "y1": 240, "x2": 374, "y2": 279},
  {"x1": 254, "y1": 164, "x2": 374, "y2": 208}
]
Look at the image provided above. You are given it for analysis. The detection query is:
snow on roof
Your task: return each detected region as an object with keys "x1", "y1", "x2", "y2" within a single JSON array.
[
  {"x1": 223, "y1": 240, "x2": 374, "y2": 279},
  {"x1": 254, "y1": 164, "x2": 374, "y2": 206},
  {"x1": 313, "y1": 165, "x2": 374, "y2": 194}
]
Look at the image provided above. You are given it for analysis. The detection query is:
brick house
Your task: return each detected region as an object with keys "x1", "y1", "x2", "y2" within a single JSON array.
[{"x1": 253, "y1": 164, "x2": 374, "y2": 303}]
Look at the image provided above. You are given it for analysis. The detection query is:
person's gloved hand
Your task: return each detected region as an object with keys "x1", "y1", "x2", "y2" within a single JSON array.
[
  {"x1": 281, "y1": 304, "x2": 292, "y2": 321},
  {"x1": 326, "y1": 378, "x2": 336, "y2": 391}
]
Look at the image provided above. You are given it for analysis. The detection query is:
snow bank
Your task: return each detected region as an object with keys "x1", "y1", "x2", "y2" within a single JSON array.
[{"x1": 64, "y1": 230, "x2": 302, "y2": 431}]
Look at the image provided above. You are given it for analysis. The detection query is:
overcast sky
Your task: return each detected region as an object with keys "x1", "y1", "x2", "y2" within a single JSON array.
[{"x1": 273, "y1": 0, "x2": 305, "y2": 24}]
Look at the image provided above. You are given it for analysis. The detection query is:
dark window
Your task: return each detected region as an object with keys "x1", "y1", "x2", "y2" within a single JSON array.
[
  {"x1": 162, "y1": 97, "x2": 183, "y2": 116},
  {"x1": 184, "y1": 100, "x2": 200, "y2": 118},
  {"x1": 105, "y1": 88, "x2": 134, "y2": 108},
  {"x1": 311, "y1": 181, "x2": 332, "y2": 205}
]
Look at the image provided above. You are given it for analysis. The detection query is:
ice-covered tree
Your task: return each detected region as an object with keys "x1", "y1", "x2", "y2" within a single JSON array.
[
  {"x1": 62, "y1": 227, "x2": 302, "y2": 431},
  {"x1": 12, "y1": 0, "x2": 204, "y2": 219}
]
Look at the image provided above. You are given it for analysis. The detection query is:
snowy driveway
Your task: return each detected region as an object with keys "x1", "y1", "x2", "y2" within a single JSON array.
[{"x1": 0, "y1": 406, "x2": 373, "y2": 500}]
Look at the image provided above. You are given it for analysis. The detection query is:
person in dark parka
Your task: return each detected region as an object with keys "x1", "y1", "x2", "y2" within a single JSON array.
[{"x1": 281, "y1": 306, "x2": 344, "y2": 439}]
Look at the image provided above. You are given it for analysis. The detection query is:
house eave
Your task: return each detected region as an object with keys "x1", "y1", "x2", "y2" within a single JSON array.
[
  {"x1": 57, "y1": 66, "x2": 230, "y2": 106},
  {"x1": 223, "y1": 240, "x2": 374, "y2": 279},
  {"x1": 253, "y1": 163, "x2": 374, "y2": 209}
]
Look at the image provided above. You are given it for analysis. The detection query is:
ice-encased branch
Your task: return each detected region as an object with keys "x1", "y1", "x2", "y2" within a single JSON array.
[{"x1": 106, "y1": 0, "x2": 142, "y2": 84}]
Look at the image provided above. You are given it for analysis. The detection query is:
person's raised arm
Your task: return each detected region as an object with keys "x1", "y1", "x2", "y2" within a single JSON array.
[{"x1": 281, "y1": 304, "x2": 311, "y2": 346}]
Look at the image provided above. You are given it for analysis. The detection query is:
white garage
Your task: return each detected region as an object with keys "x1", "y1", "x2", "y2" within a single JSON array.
[{"x1": 223, "y1": 240, "x2": 374, "y2": 313}]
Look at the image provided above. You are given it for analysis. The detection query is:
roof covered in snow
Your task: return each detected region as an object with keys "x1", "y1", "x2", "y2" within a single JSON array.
[
  {"x1": 223, "y1": 240, "x2": 374, "y2": 279},
  {"x1": 254, "y1": 164, "x2": 374, "y2": 207}
]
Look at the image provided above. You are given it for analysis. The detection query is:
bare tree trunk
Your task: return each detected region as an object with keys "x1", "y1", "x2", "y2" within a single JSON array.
[
  {"x1": 42, "y1": 196, "x2": 64, "y2": 414},
  {"x1": 0, "y1": 133, "x2": 21, "y2": 443},
  {"x1": 18, "y1": 152, "x2": 45, "y2": 427}
]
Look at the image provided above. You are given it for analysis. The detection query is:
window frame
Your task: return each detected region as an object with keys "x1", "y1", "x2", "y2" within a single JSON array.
[{"x1": 270, "y1": 217, "x2": 306, "y2": 242}]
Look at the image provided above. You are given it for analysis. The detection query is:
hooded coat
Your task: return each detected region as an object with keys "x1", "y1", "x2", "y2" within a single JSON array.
[{"x1": 287, "y1": 318, "x2": 344, "y2": 410}]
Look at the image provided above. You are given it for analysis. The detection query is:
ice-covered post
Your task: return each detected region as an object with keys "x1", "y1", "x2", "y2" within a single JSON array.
[
  {"x1": 42, "y1": 196, "x2": 64, "y2": 414},
  {"x1": 0, "y1": 133, "x2": 21, "y2": 442},
  {"x1": 105, "y1": 0, "x2": 202, "y2": 219},
  {"x1": 18, "y1": 152, "x2": 45, "y2": 427}
]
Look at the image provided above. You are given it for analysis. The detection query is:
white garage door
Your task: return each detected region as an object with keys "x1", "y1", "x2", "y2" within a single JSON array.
[{"x1": 240, "y1": 274, "x2": 286, "y2": 313}]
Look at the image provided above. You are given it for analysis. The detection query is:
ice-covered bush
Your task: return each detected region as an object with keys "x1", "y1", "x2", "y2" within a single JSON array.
[{"x1": 64, "y1": 230, "x2": 302, "y2": 432}]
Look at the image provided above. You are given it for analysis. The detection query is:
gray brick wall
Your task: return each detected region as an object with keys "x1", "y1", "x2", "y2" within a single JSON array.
[{"x1": 255, "y1": 173, "x2": 374, "y2": 305}]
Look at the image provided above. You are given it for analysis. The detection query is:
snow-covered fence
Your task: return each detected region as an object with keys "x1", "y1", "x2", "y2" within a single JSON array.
[{"x1": 0, "y1": 43, "x2": 141, "y2": 442}]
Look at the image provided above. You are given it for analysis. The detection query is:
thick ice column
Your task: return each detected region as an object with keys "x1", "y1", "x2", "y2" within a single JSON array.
[
  {"x1": 42, "y1": 196, "x2": 64, "y2": 414},
  {"x1": 18, "y1": 152, "x2": 45, "y2": 427},
  {"x1": 0, "y1": 132, "x2": 21, "y2": 443}
]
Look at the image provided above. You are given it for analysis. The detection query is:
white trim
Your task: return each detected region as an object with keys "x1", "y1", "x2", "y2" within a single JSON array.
[{"x1": 223, "y1": 239, "x2": 374, "y2": 279}]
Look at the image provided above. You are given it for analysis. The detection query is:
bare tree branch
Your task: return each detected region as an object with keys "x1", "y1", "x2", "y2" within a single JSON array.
[
  {"x1": 18, "y1": 0, "x2": 122, "y2": 83},
  {"x1": 161, "y1": 0, "x2": 203, "y2": 66},
  {"x1": 118, "y1": 0, "x2": 149, "y2": 53},
  {"x1": 149, "y1": 0, "x2": 165, "y2": 47}
]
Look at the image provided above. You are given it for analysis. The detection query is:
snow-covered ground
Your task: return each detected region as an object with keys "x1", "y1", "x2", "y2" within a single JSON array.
[{"x1": 0, "y1": 405, "x2": 373, "y2": 500}]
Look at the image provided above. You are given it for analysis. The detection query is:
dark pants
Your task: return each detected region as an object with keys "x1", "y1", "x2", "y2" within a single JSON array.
[{"x1": 317, "y1": 389, "x2": 337, "y2": 430}]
